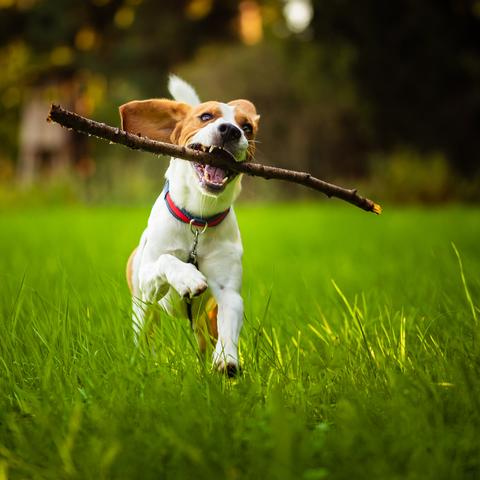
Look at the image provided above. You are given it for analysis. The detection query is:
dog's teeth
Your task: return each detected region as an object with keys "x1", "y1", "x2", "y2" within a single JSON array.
[
  {"x1": 204, "y1": 171, "x2": 210, "y2": 181},
  {"x1": 201, "y1": 145, "x2": 207, "y2": 152},
  {"x1": 208, "y1": 146, "x2": 214, "y2": 153},
  {"x1": 222, "y1": 177, "x2": 229, "y2": 184}
]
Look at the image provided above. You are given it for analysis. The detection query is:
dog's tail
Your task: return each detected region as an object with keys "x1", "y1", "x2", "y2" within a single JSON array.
[{"x1": 168, "y1": 74, "x2": 201, "y2": 106}]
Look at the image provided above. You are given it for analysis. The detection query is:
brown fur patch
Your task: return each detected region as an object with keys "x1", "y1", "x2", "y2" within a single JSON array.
[
  {"x1": 126, "y1": 248, "x2": 137, "y2": 293},
  {"x1": 207, "y1": 304, "x2": 218, "y2": 339},
  {"x1": 194, "y1": 297, "x2": 219, "y2": 354},
  {"x1": 119, "y1": 99, "x2": 191, "y2": 143},
  {"x1": 229, "y1": 99, "x2": 260, "y2": 161},
  {"x1": 175, "y1": 102, "x2": 223, "y2": 146}
]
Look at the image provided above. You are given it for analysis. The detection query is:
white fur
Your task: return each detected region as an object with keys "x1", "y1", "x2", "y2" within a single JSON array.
[
  {"x1": 130, "y1": 77, "x2": 248, "y2": 372},
  {"x1": 168, "y1": 74, "x2": 201, "y2": 106}
]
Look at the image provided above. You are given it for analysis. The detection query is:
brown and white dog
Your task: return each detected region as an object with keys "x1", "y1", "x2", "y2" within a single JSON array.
[{"x1": 124, "y1": 75, "x2": 259, "y2": 376}]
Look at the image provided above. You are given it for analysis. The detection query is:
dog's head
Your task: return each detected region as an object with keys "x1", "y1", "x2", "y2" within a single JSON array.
[{"x1": 119, "y1": 84, "x2": 259, "y2": 195}]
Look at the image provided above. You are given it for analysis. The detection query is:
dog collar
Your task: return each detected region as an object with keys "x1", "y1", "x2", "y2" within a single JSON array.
[{"x1": 163, "y1": 181, "x2": 230, "y2": 228}]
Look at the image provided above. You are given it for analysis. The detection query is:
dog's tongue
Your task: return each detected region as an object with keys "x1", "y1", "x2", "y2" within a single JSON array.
[{"x1": 205, "y1": 164, "x2": 227, "y2": 183}]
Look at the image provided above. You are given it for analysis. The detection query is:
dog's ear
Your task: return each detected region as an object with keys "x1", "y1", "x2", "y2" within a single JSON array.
[
  {"x1": 119, "y1": 99, "x2": 190, "y2": 143},
  {"x1": 228, "y1": 99, "x2": 260, "y2": 126}
]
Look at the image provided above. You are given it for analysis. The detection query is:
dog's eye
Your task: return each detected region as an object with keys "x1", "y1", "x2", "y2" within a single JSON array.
[
  {"x1": 199, "y1": 112, "x2": 213, "y2": 122},
  {"x1": 242, "y1": 123, "x2": 253, "y2": 134}
]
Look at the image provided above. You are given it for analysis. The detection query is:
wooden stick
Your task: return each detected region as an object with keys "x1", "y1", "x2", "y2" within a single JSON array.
[{"x1": 47, "y1": 104, "x2": 382, "y2": 214}]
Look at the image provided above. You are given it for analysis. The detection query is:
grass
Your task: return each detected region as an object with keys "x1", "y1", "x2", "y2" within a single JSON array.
[{"x1": 0, "y1": 203, "x2": 479, "y2": 479}]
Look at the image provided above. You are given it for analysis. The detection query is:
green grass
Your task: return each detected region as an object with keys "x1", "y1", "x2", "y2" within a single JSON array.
[{"x1": 1, "y1": 203, "x2": 479, "y2": 479}]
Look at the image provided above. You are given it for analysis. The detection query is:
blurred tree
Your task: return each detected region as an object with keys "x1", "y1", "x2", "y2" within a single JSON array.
[
  {"x1": 0, "y1": 0, "x2": 238, "y2": 179},
  {"x1": 308, "y1": 0, "x2": 480, "y2": 175},
  {"x1": 0, "y1": 0, "x2": 238, "y2": 88},
  {"x1": 181, "y1": 0, "x2": 480, "y2": 185},
  {"x1": 1, "y1": 0, "x2": 480, "y2": 189}
]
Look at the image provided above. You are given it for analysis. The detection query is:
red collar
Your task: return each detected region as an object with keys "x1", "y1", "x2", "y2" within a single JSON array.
[{"x1": 164, "y1": 183, "x2": 230, "y2": 228}]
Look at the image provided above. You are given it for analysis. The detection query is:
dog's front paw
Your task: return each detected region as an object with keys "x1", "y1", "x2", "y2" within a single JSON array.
[
  {"x1": 168, "y1": 263, "x2": 208, "y2": 299},
  {"x1": 213, "y1": 344, "x2": 239, "y2": 378}
]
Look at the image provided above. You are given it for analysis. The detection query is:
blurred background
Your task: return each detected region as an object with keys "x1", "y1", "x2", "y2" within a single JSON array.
[{"x1": 0, "y1": 0, "x2": 479, "y2": 206}]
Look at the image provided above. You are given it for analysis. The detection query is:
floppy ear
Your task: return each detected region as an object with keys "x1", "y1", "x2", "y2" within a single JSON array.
[
  {"x1": 119, "y1": 99, "x2": 190, "y2": 143},
  {"x1": 228, "y1": 99, "x2": 260, "y2": 125}
]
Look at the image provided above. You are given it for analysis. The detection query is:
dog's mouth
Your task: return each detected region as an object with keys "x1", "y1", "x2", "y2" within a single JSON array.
[{"x1": 188, "y1": 143, "x2": 238, "y2": 193}]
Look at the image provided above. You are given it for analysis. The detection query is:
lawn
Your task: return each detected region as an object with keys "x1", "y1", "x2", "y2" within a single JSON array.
[{"x1": 0, "y1": 203, "x2": 479, "y2": 479}]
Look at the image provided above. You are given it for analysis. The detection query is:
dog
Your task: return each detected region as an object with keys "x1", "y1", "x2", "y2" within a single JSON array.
[{"x1": 124, "y1": 75, "x2": 260, "y2": 376}]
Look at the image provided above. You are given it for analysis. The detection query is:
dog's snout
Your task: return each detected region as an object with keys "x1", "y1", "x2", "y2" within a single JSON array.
[{"x1": 218, "y1": 123, "x2": 241, "y2": 142}]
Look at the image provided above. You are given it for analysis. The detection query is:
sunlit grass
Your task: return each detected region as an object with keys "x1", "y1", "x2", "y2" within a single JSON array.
[{"x1": 0, "y1": 204, "x2": 479, "y2": 479}]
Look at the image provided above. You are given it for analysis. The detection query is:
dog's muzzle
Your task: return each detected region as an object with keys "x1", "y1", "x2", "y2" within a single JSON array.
[{"x1": 188, "y1": 143, "x2": 240, "y2": 194}]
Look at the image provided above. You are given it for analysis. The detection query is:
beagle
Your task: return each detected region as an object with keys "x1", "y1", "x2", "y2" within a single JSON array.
[{"x1": 124, "y1": 75, "x2": 260, "y2": 376}]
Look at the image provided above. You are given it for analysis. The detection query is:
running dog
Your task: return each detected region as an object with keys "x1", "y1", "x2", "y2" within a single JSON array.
[{"x1": 124, "y1": 75, "x2": 259, "y2": 376}]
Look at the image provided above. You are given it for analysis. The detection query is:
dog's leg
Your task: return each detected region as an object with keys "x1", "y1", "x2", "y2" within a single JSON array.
[
  {"x1": 132, "y1": 297, "x2": 159, "y2": 347},
  {"x1": 139, "y1": 254, "x2": 208, "y2": 300},
  {"x1": 209, "y1": 284, "x2": 243, "y2": 376},
  {"x1": 132, "y1": 298, "x2": 145, "y2": 342},
  {"x1": 133, "y1": 254, "x2": 208, "y2": 342},
  {"x1": 202, "y1": 256, "x2": 243, "y2": 376}
]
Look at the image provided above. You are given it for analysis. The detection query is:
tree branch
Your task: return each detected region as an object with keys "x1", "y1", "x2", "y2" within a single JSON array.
[{"x1": 47, "y1": 104, "x2": 382, "y2": 214}]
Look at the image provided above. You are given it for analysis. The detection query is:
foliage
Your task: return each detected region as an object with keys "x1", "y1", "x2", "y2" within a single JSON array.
[
  {"x1": 308, "y1": 0, "x2": 480, "y2": 175},
  {"x1": 0, "y1": 0, "x2": 238, "y2": 161},
  {"x1": 361, "y1": 148, "x2": 480, "y2": 204},
  {"x1": 1, "y1": 204, "x2": 479, "y2": 478},
  {"x1": 366, "y1": 149, "x2": 456, "y2": 204},
  {"x1": 176, "y1": 41, "x2": 369, "y2": 179},
  {"x1": 1, "y1": 0, "x2": 480, "y2": 187}
]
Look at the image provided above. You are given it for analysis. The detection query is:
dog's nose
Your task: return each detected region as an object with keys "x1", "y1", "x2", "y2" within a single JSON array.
[{"x1": 218, "y1": 123, "x2": 242, "y2": 142}]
